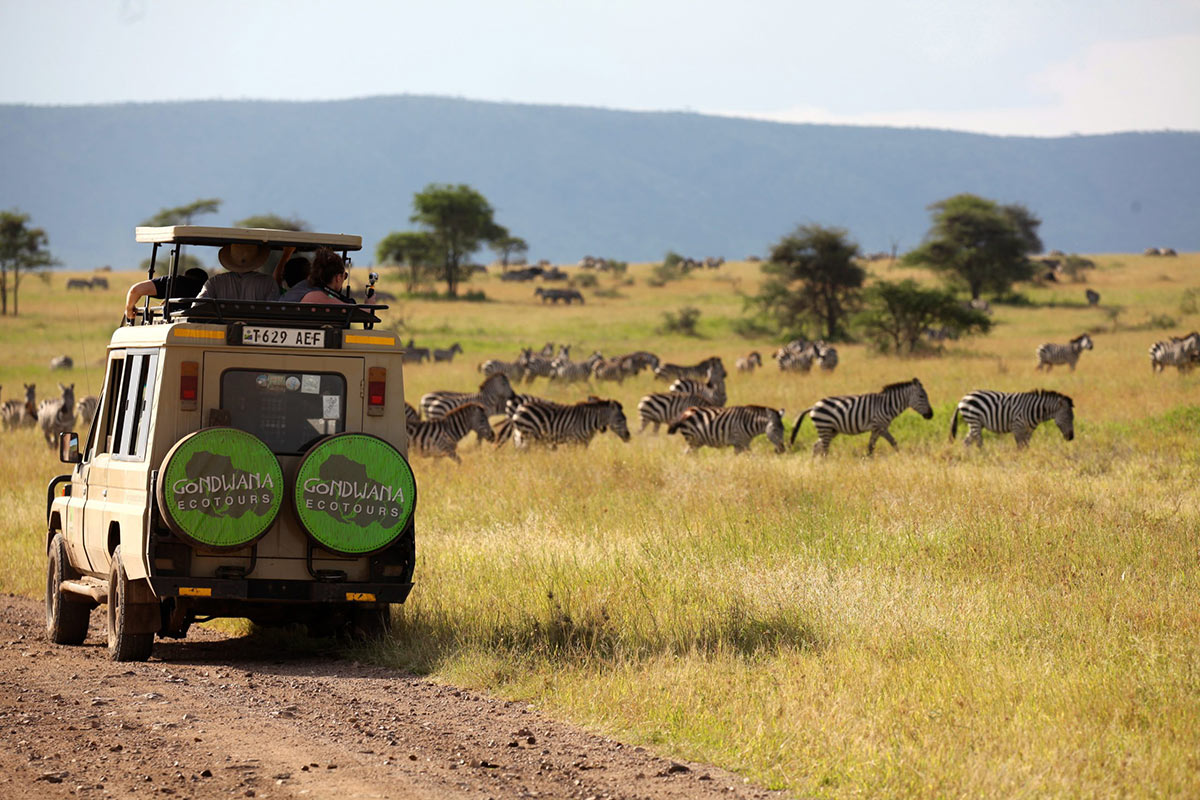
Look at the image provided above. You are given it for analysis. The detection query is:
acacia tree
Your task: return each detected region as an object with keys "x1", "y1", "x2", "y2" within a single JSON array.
[
  {"x1": 751, "y1": 224, "x2": 865, "y2": 340},
  {"x1": 409, "y1": 184, "x2": 505, "y2": 297},
  {"x1": 904, "y1": 194, "x2": 1041, "y2": 300},
  {"x1": 376, "y1": 231, "x2": 438, "y2": 293},
  {"x1": 233, "y1": 213, "x2": 308, "y2": 231},
  {"x1": 142, "y1": 198, "x2": 222, "y2": 227},
  {"x1": 490, "y1": 233, "x2": 527, "y2": 272},
  {"x1": 857, "y1": 279, "x2": 992, "y2": 354},
  {"x1": 0, "y1": 210, "x2": 55, "y2": 316}
]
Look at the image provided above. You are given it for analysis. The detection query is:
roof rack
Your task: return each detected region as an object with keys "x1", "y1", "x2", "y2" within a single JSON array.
[
  {"x1": 169, "y1": 298, "x2": 387, "y2": 330},
  {"x1": 136, "y1": 225, "x2": 362, "y2": 251}
]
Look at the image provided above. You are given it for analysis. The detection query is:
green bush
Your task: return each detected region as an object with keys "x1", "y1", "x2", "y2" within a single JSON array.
[{"x1": 660, "y1": 306, "x2": 702, "y2": 336}]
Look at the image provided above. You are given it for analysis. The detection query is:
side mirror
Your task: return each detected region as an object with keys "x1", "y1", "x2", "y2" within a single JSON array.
[{"x1": 58, "y1": 431, "x2": 81, "y2": 464}]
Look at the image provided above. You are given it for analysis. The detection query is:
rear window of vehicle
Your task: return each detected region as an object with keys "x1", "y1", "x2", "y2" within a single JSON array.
[{"x1": 220, "y1": 370, "x2": 346, "y2": 454}]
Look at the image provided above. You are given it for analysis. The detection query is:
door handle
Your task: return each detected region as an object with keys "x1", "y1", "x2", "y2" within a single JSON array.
[{"x1": 101, "y1": 489, "x2": 107, "y2": 498}]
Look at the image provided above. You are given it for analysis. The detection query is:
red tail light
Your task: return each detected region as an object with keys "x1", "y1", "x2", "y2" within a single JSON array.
[
  {"x1": 367, "y1": 367, "x2": 386, "y2": 416},
  {"x1": 180, "y1": 361, "x2": 199, "y2": 410}
]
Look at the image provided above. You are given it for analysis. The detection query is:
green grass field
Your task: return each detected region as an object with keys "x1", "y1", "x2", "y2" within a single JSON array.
[{"x1": 2, "y1": 254, "x2": 1198, "y2": 798}]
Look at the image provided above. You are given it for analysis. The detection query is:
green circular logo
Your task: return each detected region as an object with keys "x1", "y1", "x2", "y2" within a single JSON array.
[
  {"x1": 293, "y1": 433, "x2": 416, "y2": 555},
  {"x1": 157, "y1": 428, "x2": 284, "y2": 551}
]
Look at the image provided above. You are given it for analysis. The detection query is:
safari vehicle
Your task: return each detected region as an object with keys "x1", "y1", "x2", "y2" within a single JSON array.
[{"x1": 45, "y1": 226, "x2": 416, "y2": 661}]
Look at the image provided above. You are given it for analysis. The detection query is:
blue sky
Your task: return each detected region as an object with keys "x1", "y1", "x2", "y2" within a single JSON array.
[{"x1": 3, "y1": 0, "x2": 1199, "y2": 136}]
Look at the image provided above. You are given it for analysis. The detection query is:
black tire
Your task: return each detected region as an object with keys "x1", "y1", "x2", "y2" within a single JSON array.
[
  {"x1": 45, "y1": 533, "x2": 90, "y2": 645},
  {"x1": 107, "y1": 547, "x2": 154, "y2": 662}
]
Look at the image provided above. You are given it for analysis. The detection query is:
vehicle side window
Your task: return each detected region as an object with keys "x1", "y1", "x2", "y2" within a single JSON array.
[
  {"x1": 88, "y1": 355, "x2": 124, "y2": 459},
  {"x1": 112, "y1": 351, "x2": 159, "y2": 461}
]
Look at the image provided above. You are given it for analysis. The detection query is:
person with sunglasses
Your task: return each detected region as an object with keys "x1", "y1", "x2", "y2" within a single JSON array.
[{"x1": 300, "y1": 247, "x2": 353, "y2": 304}]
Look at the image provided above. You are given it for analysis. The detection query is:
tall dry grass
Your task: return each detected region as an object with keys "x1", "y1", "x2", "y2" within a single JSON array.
[{"x1": 2, "y1": 254, "x2": 1199, "y2": 797}]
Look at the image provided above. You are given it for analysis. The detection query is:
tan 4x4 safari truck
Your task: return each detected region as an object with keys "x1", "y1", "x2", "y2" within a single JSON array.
[{"x1": 46, "y1": 226, "x2": 416, "y2": 661}]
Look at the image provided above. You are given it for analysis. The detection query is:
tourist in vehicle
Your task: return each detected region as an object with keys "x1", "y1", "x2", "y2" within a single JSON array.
[
  {"x1": 123, "y1": 267, "x2": 210, "y2": 320},
  {"x1": 195, "y1": 243, "x2": 278, "y2": 301},
  {"x1": 278, "y1": 256, "x2": 314, "y2": 302},
  {"x1": 300, "y1": 248, "x2": 352, "y2": 304}
]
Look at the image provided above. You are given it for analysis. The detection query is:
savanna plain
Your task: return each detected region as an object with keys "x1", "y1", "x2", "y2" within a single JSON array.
[{"x1": 1, "y1": 254, "x2": 1198, "y2": 798}]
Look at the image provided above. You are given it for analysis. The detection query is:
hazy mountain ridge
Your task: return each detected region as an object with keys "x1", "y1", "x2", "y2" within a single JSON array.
[{"x1": 1, "y1": 95, "x2": 1197, "y2": 268}]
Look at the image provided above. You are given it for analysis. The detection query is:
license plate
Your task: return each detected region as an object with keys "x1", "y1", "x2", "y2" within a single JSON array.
[{"x1": 241, "y1": 326, "x2": 325, "y2": 348}]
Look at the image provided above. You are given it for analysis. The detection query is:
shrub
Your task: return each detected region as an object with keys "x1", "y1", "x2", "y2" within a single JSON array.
[
  {"x1": 571, "y1": 273, "x2": 599, "y2": 289},
  {"x1": 660, "y1": 306, "x2": 702, "y2": 336}
]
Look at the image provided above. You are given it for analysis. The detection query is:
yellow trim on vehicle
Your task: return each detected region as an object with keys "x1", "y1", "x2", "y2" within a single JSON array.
[
  {"x1": 343, "y1": 334, "x2": 395, "y2": 346},
  {"x1": 172, "y1": 329, "x2": 226, "y2": 340},
  {"x1": 179, "y1": 587, "x2": 212, "y2": 597},
  {"x1": 345, "y1": 592, "x2": 377, "y2": 602}
]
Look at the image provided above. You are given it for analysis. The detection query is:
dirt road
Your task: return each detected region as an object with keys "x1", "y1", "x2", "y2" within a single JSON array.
[{"x1": 0, "y1": 595, "x2": 782, "y2": 800}]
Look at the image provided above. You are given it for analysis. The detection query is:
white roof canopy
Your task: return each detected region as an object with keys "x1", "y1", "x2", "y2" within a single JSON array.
[{"x1": 135, "y1": 225, "x2": 362, "y2": 251}]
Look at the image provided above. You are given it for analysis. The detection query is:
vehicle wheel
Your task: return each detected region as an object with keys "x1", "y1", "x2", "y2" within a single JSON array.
[
  {"x1": 45, "y1": 533, "x2": 90, "y2": 645},
  {"x1": 107, "y1": 547, "x2": 154, "y2": 662}
]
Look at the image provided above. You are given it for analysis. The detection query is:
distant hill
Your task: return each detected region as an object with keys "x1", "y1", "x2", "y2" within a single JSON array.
[{"x1": 1, "y1": 95, "x2": 1198, "y2": 269}]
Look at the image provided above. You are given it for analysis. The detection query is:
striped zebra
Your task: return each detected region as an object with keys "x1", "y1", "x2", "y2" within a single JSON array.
[
  {"x1": 420, "y1": 373, "x2": 515, "y2": 420},
  {"x1": 590, "y1": 357, "x2": 627, "y2": 384},
  {"x1": 614, "y1": 351, "x2": 660, "y2": 375},
  {"x1": 493, "y1": 393, "x2": 557, "y2": 447},
  {"x1": 735, "y1": 351, "x2": 762, "y2": 373},
  {"x1": 510, "y1": 397, "x2": 630, "y2": 449},
  {"x1": 775, "y1": 340, "x2": 817, "y2": 372},
  {"x1": 667, "y1": 375, "x2": 726, "y2": 405},
  {"x1": 38, "y1": 383, "x2": 76, "y2": 447},
  {"x1": 433, "y1": 342, "x2": 463, "y2": 362},
  {"x1": 404, "y1": 402, "x2": 420, "y2": 429},
  {"x1": 2, "y1": 383, "x2": 37, "y2": 430},
  {"x1": 76, "y1": 395, "x2": 99, "y2": 426},
  {"x1": 950, "y1": 389, "x2": 1074, "y2": 449},
  {"x1": 667, "y1": 405, "x2": 786, "y2": 454},
  {"x1": 516, "y1": 348, "x2": 556, "y2": 383},
  {"x1": 815, "y1": 342, "x2": 838, "y2": 371},
  {"x1": 551, "y1": 352, "x2": 603, "y2": 383},
  {"x1": 654, "y1": 356, "x2": 726, "y2": 382},
  {"x1": 1149, "y1": 332, "x2": 1200, "y2": 373},
  {"x1": 478, "y1": 358, "x2": 526, "y2": 383},
  {"x1": 1035, "y1": 333, "x2": 1093, "y2": 371},
  {"x1": 790, "y1": 378, "x2": 934, "y2": 456},
  {"x1": 636, "y1": 390, "x2": 719, "y2": 433},
  {"x1": 407, "y1": 403, "x2": 495, "y2": 463}
]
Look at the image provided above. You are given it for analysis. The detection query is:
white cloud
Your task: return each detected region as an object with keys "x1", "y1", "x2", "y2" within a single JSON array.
[{"x1": 711, "y1": 34, "x2": 1200, "y2": 137}]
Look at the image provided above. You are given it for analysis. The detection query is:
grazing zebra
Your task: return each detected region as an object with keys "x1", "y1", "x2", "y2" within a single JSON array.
[
  {"x1": 667, "y1": 374, "x2": 726, "y2": 405},
  {"x1": 1149, "y1": 332, "x2": 1200, "y2": 373},
  {"x1": 510, "y1": 397, "x2": 630, "y2": 449},
  {"x1": 950, "y1": 389, "x2": 1075, "y2": 449},
  {"x1": 433, "y1": 342, "x2": 463, "y2": 362},
  {"x1": 49, "y1": 355, "x2": 73, "y2": 371},
  {"x1": 636, "y1": 390, "x2": 719, "y2": 433},
  {"x1": 735, "y1": 351, "x2": 762, "y2": 373},
  {"x1": 614, "y1": 351, "x2": 660, "y2": 375},
  {"x1": 38, "y1": 383, "x2": 76, "y2": 447},
  {"x1": 478, "y1": 358, "x2": 525, "y2": 383},
  {"x1": 654, "y1": 356, "x2": 726, "y2": 382},
  {"x1": 76, "y1": 395, "x2": 99, "y2": 426},
  {"x1": 815, "y1": 342, "x2": 838, "y2": 371},
  {"x1": 407, "y1": 403, "x2": 495, "y2": 463},
  {"x1": 667, "y1": 405, "x2": 786, "y2": 454},
  {"x1": 516, "y1": 348, "x2": 556, "y2": 383},
  {"x1": 1036, "y1": 333, "x2": 1093, "y2": 371},
  {"x1": 790, "y1": 378, "x2": 934, "y2": 456},
  {"x1": 1, "y1": 383, "x2": 37, "y2": 430},
  {"x1": 420, "y1": 373, "x2": 515, "y2": 420}
]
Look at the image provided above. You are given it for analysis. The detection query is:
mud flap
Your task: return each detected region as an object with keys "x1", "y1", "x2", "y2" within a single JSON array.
[{"x1": 124, "y1": 578, "x2": 162, "y2": 635}]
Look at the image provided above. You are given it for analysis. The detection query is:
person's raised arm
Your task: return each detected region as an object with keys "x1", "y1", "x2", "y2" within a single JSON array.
[{"x1": 124, "y1": 279, "x2": 157, "y2": 320}]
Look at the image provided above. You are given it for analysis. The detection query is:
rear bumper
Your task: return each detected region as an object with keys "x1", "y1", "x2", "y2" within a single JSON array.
[{"x1": 149, "y1": 576, "x2": 413, "y2": 604}]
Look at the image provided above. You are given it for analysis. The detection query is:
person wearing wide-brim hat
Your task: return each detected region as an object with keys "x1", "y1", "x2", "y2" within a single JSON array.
[{"x1": 194, "y1": 242, "x2": 280, "y2": 301}]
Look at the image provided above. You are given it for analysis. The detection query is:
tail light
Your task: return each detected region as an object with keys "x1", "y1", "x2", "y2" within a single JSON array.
[
  {"x1": 180, "y1": 361, "x2": 199, "y2": 411},
  {"x1": 367, "y1": 367, "x2": 386, "y2": 416}
]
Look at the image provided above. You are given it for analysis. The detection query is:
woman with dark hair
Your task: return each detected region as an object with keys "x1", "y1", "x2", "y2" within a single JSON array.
[{"x1": 300, "y1": 248, "x2": 351, "y2": 304}]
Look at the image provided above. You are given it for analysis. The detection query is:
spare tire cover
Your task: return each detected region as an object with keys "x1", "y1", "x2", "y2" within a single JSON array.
[
  {"x1": 156, "y1": 427, "x2": 285, "y2": 551},
  {"x1": 292, "y1": 433, "x2": 417, "y2": 555}
]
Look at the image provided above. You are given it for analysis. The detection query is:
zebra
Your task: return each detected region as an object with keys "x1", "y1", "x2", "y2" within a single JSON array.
[
  {"x1": 551, "y1": 352, "x2": 603, "y2": 383},
  {"x1": 815, "y1": 342, "x2": 838, "y2": 371},
  {"x1": 1035, "y1": 333, "x2": 1093, "y2": 371},
  {"x1": 735, "y1": 351, "x2": 762, "y2": 373},
  {"x1": 636, "y1": 390, "x2": 719, "y2": 433},
  {"x1": 950, "y1": 389, "x2": 1075, "y2": 449},
  {"x1": 492, "y1": 393, "x2": 557, "y2": 447},
  {"x1": 404, "y1": 402, "x2": 420, "y2": 429},
  {"x1": 667, "y1": 405, "x2": 786, "y2": 454},
  {"x1": 420, "y1": 373, "x2": 515, "y2": 420},
  {"x1": 613, "y1": 351, "x2": 660, "y2": 375},
  {"x1": 510, "y1": 397, "x2": 630, "y2": 449},
  {"x1": 1149, "y1": 332, "x2": 1200, "y2": 373},
  {"x1": 1085, "y1": 289, "x2": 1101, "y2": 306},
  {"x1": 478, "y1": 358, "x2": 525, "y2": 383},
  {"x1": 516, "y1": 348, "x2": 556, "y2": 383},
  {"x1": 790, "y1": 378, "x2": 934, "y2": 456},
  {"x1": 76, "y1": 395, "x2": 99, "y2": 426},
  {"x1": 38, "y1": 383, "x2": 76, "y2": 447},
  {"x1": 407, "y1": 403, "x2": 495, "y2": 463},
  {"x1": 433, "y1": 342, "x2": 463, "y2": 362},
  {"x1": 1, "y1": 383, "x2": 37, "y2": 430},
  {"x1": 653, "y1": 356, "x2": 726, "y2": 382},
  {"x1": 590, "y1": 357, "x2": 628, "y2": 384},
  {"x1": 402, "y1": 339, "x2": 430, "y2": 363},
  {"x1": 49, "y1": 355, "x2": 74, "y2": 371},
  {"x1": 667, "y1": 374, "x2": 726, "y2": 405}
]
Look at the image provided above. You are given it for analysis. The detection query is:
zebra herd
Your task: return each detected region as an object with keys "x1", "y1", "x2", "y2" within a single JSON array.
[
  {"x1": 1, "y1": 383, "x2": 98, "y2": 447},
  {"x1": 1032, "y1": 331, "x2": 1200, "y2": 373}
]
